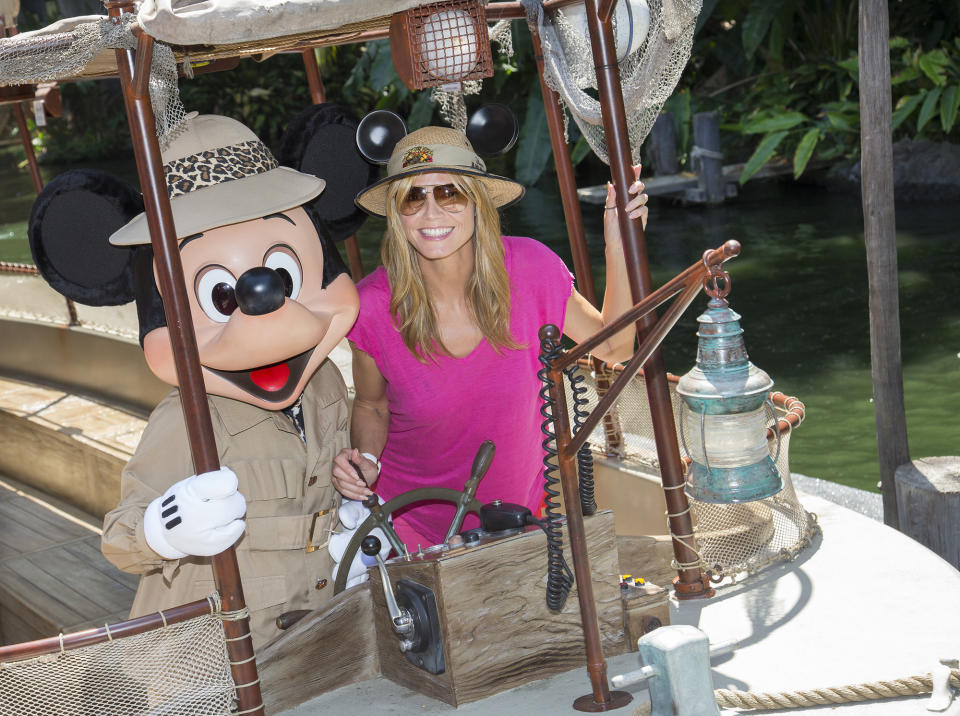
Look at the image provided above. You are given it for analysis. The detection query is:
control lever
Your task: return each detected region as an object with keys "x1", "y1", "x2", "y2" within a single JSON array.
[
  {"x1": 361, "y1": 535, "x2": 415, "y2": 649},
  {"x1": 443, "y1": 440, "x2": 496, "y2": 543}
]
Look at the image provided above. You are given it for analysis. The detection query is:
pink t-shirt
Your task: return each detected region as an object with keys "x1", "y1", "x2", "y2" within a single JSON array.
[{"x1": 348, "y1": 235, "x2": 574, "y2": 548}]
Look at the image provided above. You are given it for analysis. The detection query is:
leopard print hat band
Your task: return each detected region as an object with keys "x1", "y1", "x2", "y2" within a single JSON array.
[
  {"x1": 164, "y1": 138, "x2": 280, "y2": 199},
  {"x1": 109, "y1": 114, "x2": 325, "y2": 246}
]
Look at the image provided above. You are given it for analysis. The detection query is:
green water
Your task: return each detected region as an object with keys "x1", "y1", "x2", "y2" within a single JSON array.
[{"x1": 2, "y1": 149, "x2": 957, "y2": 493}]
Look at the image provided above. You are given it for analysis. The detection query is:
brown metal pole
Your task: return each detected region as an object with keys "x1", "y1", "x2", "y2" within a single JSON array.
[
  {"x1": 104, "y1": 5, "x2": 263, "y2": 713},
  {"x1": 301, "y1": 47, "x2": 365, "y2": 280},
  {"x1": 581, "y1": 0, "x2": 708, "y2": 597},
  {"x1": 529, "y1": 26, "x2": 597, "y2": 307},
  {"x1": 12, "y1": 103, "x2": 43, "y2": 193},
  {"x1": 542, "y1": 328, "x2": 632, "y2": 713}
]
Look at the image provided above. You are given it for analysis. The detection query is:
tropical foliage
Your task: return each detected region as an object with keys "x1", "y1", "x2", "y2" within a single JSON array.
[{"x1": 7, "y1": 1, "x2": 960, "y2": 187}]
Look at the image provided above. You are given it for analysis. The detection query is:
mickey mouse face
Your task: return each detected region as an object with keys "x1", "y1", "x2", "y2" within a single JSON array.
[{"x1": 143, "y1": 206, "x2": 358, "y2": 409}]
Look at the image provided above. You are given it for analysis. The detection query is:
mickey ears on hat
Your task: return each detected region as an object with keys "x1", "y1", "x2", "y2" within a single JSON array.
[
  {"x1": 276, "y1": 103, "x2": 379, "y2": 242},
  {"x1": 355, "y1": 103, "x2": 519, "y2": 164},
  {"x1": 29, "y1": 169, "x2": 142, "y2": 306}
]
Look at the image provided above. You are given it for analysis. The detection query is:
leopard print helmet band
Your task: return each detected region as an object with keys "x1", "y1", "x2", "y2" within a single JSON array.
[{"x1": 109, "y1": 114, "x2": 325, "y2": 246}]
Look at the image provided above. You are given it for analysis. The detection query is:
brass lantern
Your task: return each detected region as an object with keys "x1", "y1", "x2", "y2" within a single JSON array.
[
  {"x1": 676, "y1": 271, "x2": 783, "y2": 504},
  {"x1": 390, "y1": 0, "x2": 494, "y2": 91}
]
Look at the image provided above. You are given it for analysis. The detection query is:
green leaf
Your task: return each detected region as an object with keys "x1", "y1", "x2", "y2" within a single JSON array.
[
  {"x1": 891, "y1": 66, "x2": 921, "y2": 85},
  {"x1": 741, "y1": 1, "x2": 782, "y2": 61},
  {"x1": 515, "y1": 80, "x2": 552, "y2": 186},
  {"x1": 793, "y1": 128, "x2": 820, "y2": 178},
  {"x1": 739, "y1": 130, "x2": 788, "y2": 184},
  {"x1": 407, "y1": 92, "x2": 434, "y2": 131},
  {"x1": 889, "y1": 37, "x2": 910, "y2": 50},
  {"x1": 917, "y1": 87, "x2": 942, "y2": 133},
  {"x1": 571, "y1": 135, "x2": 591, "y2": 166},
  {"x1": 918, "y1": 49, "x2": 949, "y2": 86},
  {"x1": 368, "y1": 40, "x2": 398, "y2": 90},
  {"x1": 891, "y1": 93, "x2": 924, "y2": 132},
  {"x1": 741, "y1": 111, "x2": 807, "y2": 134},
  {"x1": 825, "y1": 111, "x2": 858, "y2": 132},
  {"x1": 836, "y1": 56, "x2": 859, "y2": 77},
  {"x1": 940, "y1": 85, "x2": 960, "y2": 133}
]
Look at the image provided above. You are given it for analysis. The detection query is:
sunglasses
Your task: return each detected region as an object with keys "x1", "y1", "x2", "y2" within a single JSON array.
[{"x1": 399, "y1": 183, "x2": 469, "y2": 216}]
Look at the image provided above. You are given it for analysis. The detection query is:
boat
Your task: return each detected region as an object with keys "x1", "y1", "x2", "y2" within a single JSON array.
[{"x1": 1, "y1": 1, "x2": 957, "y2": 715}]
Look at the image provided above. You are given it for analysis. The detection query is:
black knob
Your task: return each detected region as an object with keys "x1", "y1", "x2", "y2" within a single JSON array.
[
  {"x1": 361, "y1": 535, "x2": 382, "y2": 557},
  {"x1": 235, "y1": 267, "x2": 286, "y2": 316}
]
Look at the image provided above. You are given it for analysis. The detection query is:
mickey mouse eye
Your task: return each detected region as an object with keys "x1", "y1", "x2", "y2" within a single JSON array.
[
  {"x1": 263, "y1": 245, "x2": 302, "y2": 300},
  {"x1": 195, "y1": 266, "x2": 238, "y2": 323}
]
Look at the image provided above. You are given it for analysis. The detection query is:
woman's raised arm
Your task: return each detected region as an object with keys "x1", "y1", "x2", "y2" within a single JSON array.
[{"x1": 562, "y1": 165, "x2": 647, "y2": 364}]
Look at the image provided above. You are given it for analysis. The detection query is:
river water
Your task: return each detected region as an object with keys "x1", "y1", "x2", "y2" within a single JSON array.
[{"x1": 2, "y1": 151, "x2": 957, "y2": 493}]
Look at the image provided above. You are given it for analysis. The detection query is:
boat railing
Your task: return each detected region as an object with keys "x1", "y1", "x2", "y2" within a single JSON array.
[{"x1": 0, "y1": 594, "x2": 244, "y2": 715}]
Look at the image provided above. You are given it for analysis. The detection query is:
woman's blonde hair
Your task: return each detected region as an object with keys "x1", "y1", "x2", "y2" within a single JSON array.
[{"x1": 382, "y1": 173, "x2": 520, "y2": 360}]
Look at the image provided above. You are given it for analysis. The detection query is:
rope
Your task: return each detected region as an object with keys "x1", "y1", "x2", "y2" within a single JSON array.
[{"x1": 713, "y1": 670, "x2": 960, "y2": 710}]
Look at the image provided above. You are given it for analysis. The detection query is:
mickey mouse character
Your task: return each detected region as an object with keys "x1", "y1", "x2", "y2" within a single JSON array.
[{"x1": 29, "y1": 106, "x2": 375, "y2": 649}]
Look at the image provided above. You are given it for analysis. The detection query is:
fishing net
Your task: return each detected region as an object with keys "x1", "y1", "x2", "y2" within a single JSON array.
[
  {"x1": 568, "y1": 361, "x2": 818, "y2": 581},
  {"x1": 0, "y1": 14, "x2": 186, "y2": 143},
  {"x1": 522, "y1": 0, "x2": 701, "y2": 164},
  {"x1": 0, "y1": 598, "x2": 237, "y2": 716}
]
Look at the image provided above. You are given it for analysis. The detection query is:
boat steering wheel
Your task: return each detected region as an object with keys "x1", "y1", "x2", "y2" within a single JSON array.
[{"x1": 332, "y1": 442, "x2": 494, "y2": 594}]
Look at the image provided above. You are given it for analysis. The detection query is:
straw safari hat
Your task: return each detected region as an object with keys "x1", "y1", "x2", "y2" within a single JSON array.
[
  {"x1": 109, "y1": 113, "x2": 325, "y2": 246},
  {"x1": 355, "y1": 126, "x2": 524, "y2": 217}
]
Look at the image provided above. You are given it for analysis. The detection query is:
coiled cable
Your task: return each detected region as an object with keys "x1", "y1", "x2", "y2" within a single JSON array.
[
  {"x1": 564, "y1": 363, "x2": 597, "y2": 516},
  {"x1": 538, "y1": 329, "x2": 575, "y2": 612}
]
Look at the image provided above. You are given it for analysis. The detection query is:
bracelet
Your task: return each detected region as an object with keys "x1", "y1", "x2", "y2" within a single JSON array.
[{"x1": 360, "y1": 452, "x2": 382, "y2": 475}]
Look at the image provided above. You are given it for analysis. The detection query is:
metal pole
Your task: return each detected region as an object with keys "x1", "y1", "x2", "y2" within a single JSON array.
[
  {"x1": 103, "y1": 5, "x2": 263, "y2": 713},
  {"x1": 301, "y1": 48, "x2": 366, "y2": 281},
  {"x1": 858, "y1": 0, "x2": 907, "y2": 528},
  {"x1": 542, "y1": 328, "x2": 632, "y2": 713},
  {"x1": 581, "y1": 0, "x2": 708, "y2": 597},
  {"x1": 528, "y1": 26, "x2": 597, "y2": 307},
  {"x1": 12, "y1": 103, "x2": 43, "y2": 193}
]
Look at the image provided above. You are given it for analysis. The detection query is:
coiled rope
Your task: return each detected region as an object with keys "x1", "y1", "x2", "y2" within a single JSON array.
[{"x1": 629, "y1": 670, "x2": 960, "y2": 714}]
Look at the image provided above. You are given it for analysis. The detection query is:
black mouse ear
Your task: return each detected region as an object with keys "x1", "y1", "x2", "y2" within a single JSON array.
[
  {"x1": 29, "y1": 169, "x2": 142, "y2": 306},
  {"x1": 466, "y1": 103, "x2": 519, "y2": 157},
  {"x1": 355, "y1": 110, "x2": 408, "y2": 164},
  {"x1": 277, "y1": 103, "x2": 380, "y2": 242}
]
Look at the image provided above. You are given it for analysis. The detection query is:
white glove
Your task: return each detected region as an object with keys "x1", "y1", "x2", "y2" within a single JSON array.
[
  {"x1": 330, "y1": 498, "x2": 392, "y2": 589},
  {"x1": 143, "y1": 467, "x2": 247, "y2": 559}
]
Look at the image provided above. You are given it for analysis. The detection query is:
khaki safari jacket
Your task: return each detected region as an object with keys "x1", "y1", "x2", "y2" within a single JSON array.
[{"x1": 102, "y1": 359, "x2": 348, "y2": 650}]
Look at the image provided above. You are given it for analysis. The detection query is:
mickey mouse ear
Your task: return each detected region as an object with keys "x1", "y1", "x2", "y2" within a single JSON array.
[
  {"x1": 356, "y1": 110, "x2": 408, "y2": 164},
  {"x1": 277, "y1": 103, "x2": 379, "y2": 242},
  {"x1": 466, "y1": 103, "x2": 519, "y2": 157},
  {"x1": 29, "y1": 169, "x2": 141, "y2": 306}
]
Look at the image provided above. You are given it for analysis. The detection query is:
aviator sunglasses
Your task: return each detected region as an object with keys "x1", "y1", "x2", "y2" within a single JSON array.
[{"x1": 399, "y1": 183, "x2": 469, "y2": 216}]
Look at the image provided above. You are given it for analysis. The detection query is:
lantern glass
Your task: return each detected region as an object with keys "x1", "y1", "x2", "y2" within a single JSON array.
[
  {"x1": 682, "y1": 405, "x2": 771, "y2": 469},
  {"x1": 420, "y1": 9, "x2": 479, "y2": 82}
]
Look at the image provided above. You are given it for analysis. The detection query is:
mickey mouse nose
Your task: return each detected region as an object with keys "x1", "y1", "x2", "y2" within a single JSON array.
[{"x1": 234, "y1": 267, "x2": 286, "y2": 316}]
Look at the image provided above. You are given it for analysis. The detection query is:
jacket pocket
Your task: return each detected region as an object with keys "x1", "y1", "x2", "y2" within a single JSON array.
[{"x1": 233, "y1": 458, "x2": 303, "y2": 501}]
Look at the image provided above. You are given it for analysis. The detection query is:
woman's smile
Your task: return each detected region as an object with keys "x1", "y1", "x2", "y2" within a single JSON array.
[{"x1": 419, "y1": 226, "x2": 455, "y2": 240}]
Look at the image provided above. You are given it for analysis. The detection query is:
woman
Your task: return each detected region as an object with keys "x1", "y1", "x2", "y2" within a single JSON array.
[{"x1": 332, "y1": 126, "x2": 647, "y2": 549}]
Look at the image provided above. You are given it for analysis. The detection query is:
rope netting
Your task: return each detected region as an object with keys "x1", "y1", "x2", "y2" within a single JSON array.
[
  {"x1": 0, "y1": 599, "x2": 237, "y2": 716},
  {"x1": 569, "y1": 361, "x2": 817, "y2": 581},
  {"x1": 523, "y1": 0, "x2": 701, "y2": 164},
  {"x1": 0, "y1": 14, "x2": 185, "y2": 142}
]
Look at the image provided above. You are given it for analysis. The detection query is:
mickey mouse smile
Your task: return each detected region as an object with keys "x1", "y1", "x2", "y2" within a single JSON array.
[{"x1": 206, "y1": 348, "x2": 315, "y2": 403}]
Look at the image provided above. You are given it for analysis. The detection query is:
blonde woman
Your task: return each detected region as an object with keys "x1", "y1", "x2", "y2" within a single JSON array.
[{"x1": 331, "y1": 126, "x2": 647, "y2": 549}]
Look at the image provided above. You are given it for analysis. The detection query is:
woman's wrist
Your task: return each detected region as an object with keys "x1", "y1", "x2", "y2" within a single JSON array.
[{"x1": 361, "y1": 451, "x2": 382, "y2": 475}]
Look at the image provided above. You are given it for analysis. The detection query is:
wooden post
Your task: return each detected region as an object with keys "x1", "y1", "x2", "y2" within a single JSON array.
[
  {"x1": 648, "y1": 113, "x2": 678, "y2": 176},
  {"x1": 895, "y1": 458, "x2": 960, "y2": 567},
  {"x1": 692, "y1": 111, "x2": 724, "y2": 204},
  {"x1": 859, "y1": 0, "x2": 908, "y2": 528}
]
